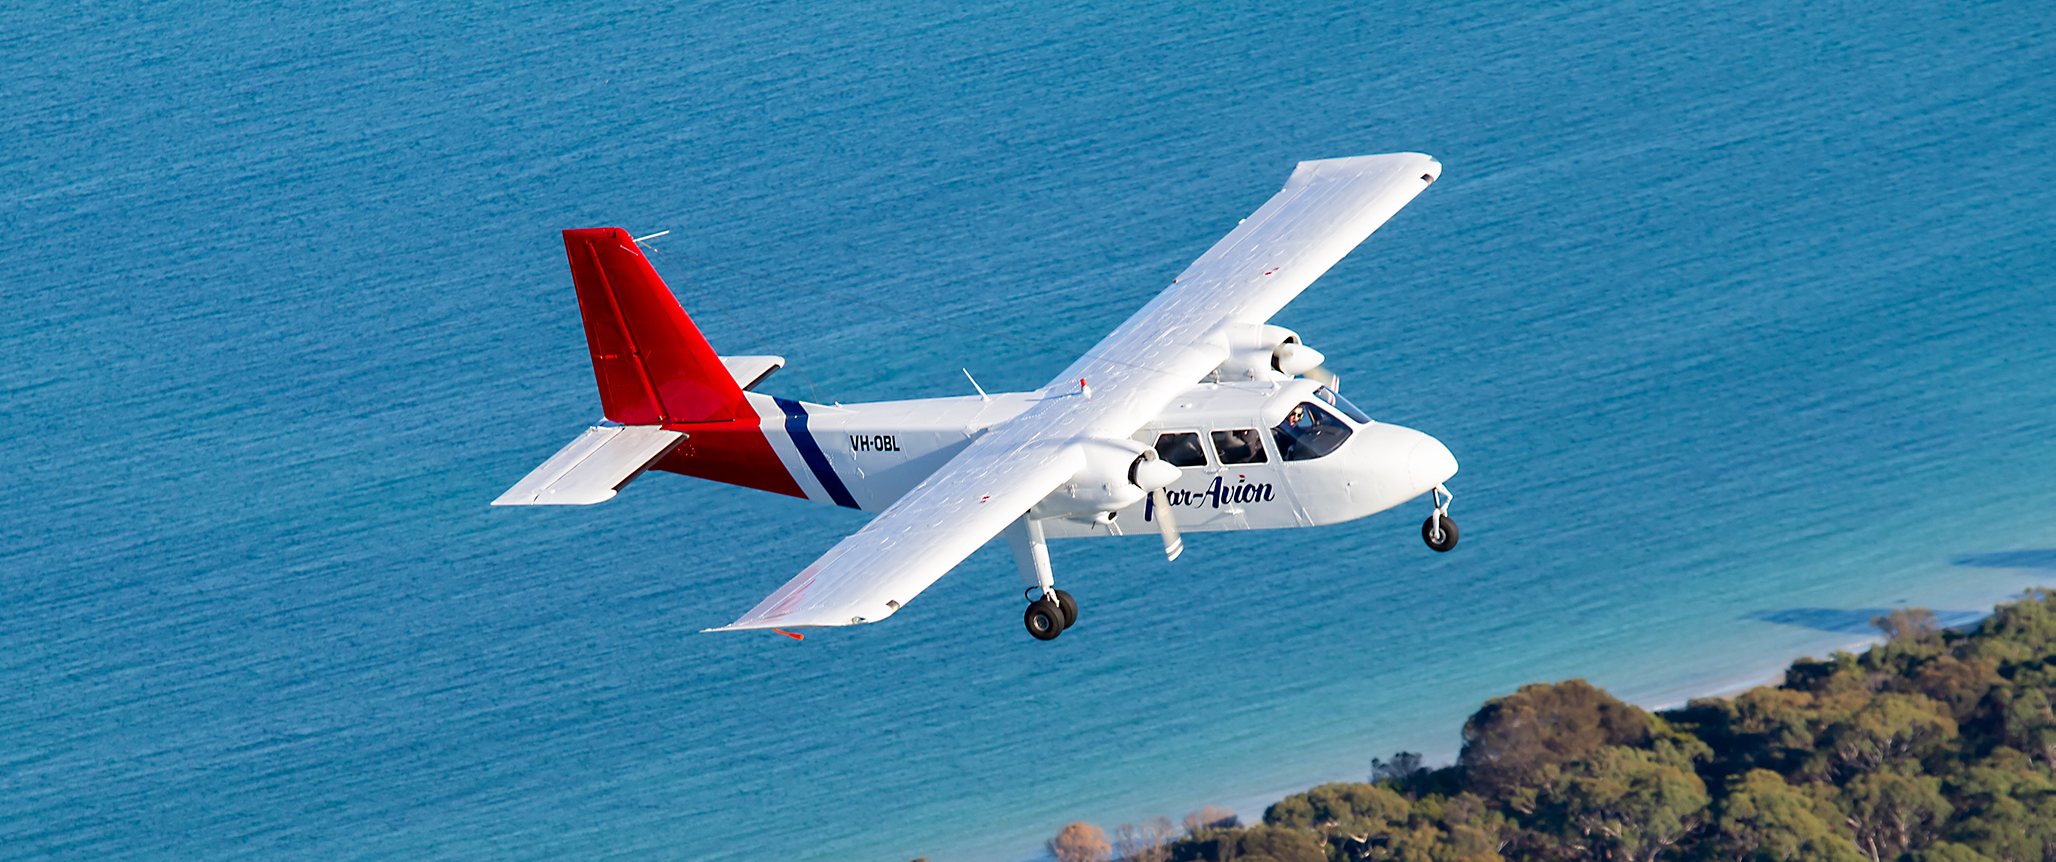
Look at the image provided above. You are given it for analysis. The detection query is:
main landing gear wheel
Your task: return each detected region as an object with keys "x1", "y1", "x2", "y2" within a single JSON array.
[
  {"x1": 1054, "y1": 589, "x2": 1078, "y2": 630},
  {"x1": 1422, "y1": 514, "x2": 1459, "y2": 553},
  {"x1": 1025, "y1": 599, "x2": 1066, "y2": 640}
]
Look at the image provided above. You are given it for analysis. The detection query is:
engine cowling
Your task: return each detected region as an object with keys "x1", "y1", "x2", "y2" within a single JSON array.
[
  {"x1": 1033, "y1": 438, "x2": 1184, "y2": 521},
  {"x1": 1210, "y1": 323, "x2": 1300, "y2": 382},
  {"x1": 1207, "y1": 323, "x2": 1335, "y2": 388},
  {"x1": 1271, "y1": 341, "x2": 1325, "y2": 376}
]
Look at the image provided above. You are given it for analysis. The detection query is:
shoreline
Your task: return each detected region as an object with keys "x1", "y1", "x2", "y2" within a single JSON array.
[
  {"x1": 1068, "y1": 608, "x2": 2027, "y2": 862},
  {"x1": 1192, "y1": 630, "x2": 1899, "y2": 839},
  {"x1": 992, "y1": 565, "x2": 2056, "y2": 862},
  {"x1": 1047, "y1": 595, "x2": 2056, "y2": 862}
]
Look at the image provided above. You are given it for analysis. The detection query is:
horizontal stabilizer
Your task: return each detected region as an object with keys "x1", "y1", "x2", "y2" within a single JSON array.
[
  {"x1": 492, "y1": 425, "x2": 685, "y2": 506},
  {"x1": 719, "y1": 355, "x2": 784, "y2": 391}
]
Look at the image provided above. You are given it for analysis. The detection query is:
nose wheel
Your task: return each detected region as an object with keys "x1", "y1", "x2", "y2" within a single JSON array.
[
  {"x1": 1023, "y1": 588, "x2": 1079, "y2": 640},
  {"x1": 1422, "y1": 485, "x2": 1458, "y2": 552}
]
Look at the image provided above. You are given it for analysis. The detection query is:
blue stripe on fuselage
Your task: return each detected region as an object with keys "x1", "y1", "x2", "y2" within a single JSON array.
[{"x1": 773, "y1": 397, "x2": 861, "y2": 510}]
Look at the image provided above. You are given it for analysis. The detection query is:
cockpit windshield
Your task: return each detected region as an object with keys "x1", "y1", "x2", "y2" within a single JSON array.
[
  {"x1": 1272, "y1": 402, "x2": 1354, "y2": 461},
  {"x1": 1313, "y1": 386, "x2": 1372, "y2": 424}
]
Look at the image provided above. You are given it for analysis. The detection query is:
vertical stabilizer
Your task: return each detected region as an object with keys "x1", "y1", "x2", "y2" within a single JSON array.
[{"x1": 562, "y1": 228, "x2": 746, "y2": 425}]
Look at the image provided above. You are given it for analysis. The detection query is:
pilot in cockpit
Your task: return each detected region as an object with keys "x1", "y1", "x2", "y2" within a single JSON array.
[{"x1": 1273, "y1": 401, "x2": 1353, "y2": 461}]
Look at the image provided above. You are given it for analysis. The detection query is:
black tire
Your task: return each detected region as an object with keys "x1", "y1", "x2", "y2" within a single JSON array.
[
  {"x1": 1422, "y1": 514, "x2": 1459, "y2": 552},
  {"x1": 1054, "y1": 589, "x2": 1078, "y2": 630},
  {"x1": 1025, "y1": 600, "x2": 1066, "y2": 640}
]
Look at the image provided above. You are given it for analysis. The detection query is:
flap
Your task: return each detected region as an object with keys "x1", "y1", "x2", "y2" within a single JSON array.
[
  {"x1": 492, "y1": 425, "x2": 685, "y2": 506},
  {"x1": 705, "y1": 442, "x2": 1086, "y2": 631}
]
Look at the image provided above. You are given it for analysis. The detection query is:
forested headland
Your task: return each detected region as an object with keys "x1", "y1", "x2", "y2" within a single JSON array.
[{"x1": 1042, "y1": 590, "x2": 2056, "y2": 862}]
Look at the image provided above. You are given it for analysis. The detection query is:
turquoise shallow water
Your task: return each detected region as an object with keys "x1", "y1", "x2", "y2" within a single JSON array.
[{"x1": 2, "y1": 1, "x2": 2052, "y2": 860}]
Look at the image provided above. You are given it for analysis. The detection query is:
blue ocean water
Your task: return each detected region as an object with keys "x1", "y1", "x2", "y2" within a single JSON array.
[{"x1": 2, "y1": 1, "x2": 2051, "y2": 859}]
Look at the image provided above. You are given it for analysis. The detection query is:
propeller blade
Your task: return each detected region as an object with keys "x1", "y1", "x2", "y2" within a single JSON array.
[{"x1": 1150, "y1": 487, "x2": 1183, "y2": 562}]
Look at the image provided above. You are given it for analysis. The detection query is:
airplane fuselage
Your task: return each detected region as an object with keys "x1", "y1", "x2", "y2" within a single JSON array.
[{"x1": 649, "y1": 376, "x2": 1457, "y2": 542}]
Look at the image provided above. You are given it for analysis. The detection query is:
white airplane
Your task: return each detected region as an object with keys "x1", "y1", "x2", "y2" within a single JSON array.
[{"x1": 495, "y1": 152, "x2": 1460, "y2": 640}]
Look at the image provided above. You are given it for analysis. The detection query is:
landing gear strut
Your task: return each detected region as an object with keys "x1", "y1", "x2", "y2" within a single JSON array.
[
  {"x1": 1422, "y1": 485, "x2": 1459, "y2": 553},
  {"x1": 1007, "y1": 516, "x2": 1081, "y2": 640}
]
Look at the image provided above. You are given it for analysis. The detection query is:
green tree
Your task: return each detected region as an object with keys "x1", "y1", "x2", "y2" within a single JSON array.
[
  {"x1": 1429, "y1": 793, "x2": 1515, "y2": 862},
  {"x1": 1964, "y1": 589, "x2": 2056, "y2": 667},
  {"x1": 1904, "y1": 843, "x2": 1997, "y2": 862},
  {"x1": 1532, "y1": 743, "x2": 1709, "y2": 862},
  {"x1": 1373, "y1": 752, "x2": 1428, "y2": 784},
  {"x1": 1167, "y1": 825, "x2": 1325, "y2": 862},
  {"x1": 1459, "y1": 680, "x2": 1654, "y2": 805},
  {"x1": 1903, "y1": 655, "x2": 2001, "y2": 723},
  {"x1": 1838, "y1": 772, "x2": 1950, "y2": 862},
  {"x1": 1937, "y1": 750, "x2": 2056, "y2": 862},
  {"x1": 1711, "y1": 769, "x2": 1865, "y2": 862},
  {"x1": 1817, "y1": 694, "x2": 1956, "y2": 780},
  {"x1": 1996, "y1": 686, "x2": 2056, "y2": 764},
  {"x1": 1664, "y1": 687, "x2": 1827, "y2": 783},
  {"x1": 1233, "y1": 824, "x2": 1326, "y2": 862},
  {"x1": 1266, "y1": 783, "x2": 1410, "y2": 833}
]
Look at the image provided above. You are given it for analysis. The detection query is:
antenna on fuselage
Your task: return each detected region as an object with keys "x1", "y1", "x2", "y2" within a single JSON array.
[{"x1": 962, "y1": 368, "x2": 990, "y2": 402}]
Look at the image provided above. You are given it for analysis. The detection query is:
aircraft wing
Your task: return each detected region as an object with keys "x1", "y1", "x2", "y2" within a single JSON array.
[
  {"x1": 707, "y1": 152, "x2": 1439, "y2": 632},
  {"x1": 705, "y1": 437, "x2": 1087, "y2": 630},
  {"x1": 1045, "y1": 152, "x2": 1441, "y2": 393}
]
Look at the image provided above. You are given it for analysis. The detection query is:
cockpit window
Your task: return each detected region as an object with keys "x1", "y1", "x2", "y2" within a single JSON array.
[
  {"x1": 1153, "y1": 432, "x2": 1208, "y2": 468},
  {"x1": 1313, "y1": 386, "x2": 1372, "y2": 424},
  {"x1": 1211, "y1": 428, "x2": 1269, "y2": 464},
  {"x1": 1272, "y1": 402, "x2": 1354, "y2": 461}
]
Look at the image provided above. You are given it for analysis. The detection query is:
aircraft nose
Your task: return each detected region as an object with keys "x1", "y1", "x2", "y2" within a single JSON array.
[{"x1": 1408, "y1": 434, "x2": 1458, "y2": 490}]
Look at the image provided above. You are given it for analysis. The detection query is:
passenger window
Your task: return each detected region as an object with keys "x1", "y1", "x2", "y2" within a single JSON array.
[
  {"x1": 1211, "y1": 428, "x2": 1269, "y2": 464},
  {"x1": 1272, "y1": 403, "x2": 1354, "y2": 461},
  {"x1": 1153, "y1": 432, "x2": 1208, "y2": 467},
  {"x1": 1313, "y1": 386, "x2": 1373, "y2": 424}
]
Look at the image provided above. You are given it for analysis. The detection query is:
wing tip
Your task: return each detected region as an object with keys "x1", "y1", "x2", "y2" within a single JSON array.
[
  {"x1": 702, "y1": 621, "x2": 781, "y2": 633},
  {"x1": 1291, "y1": 151, "x2": 1440, "y2": 181},
  {"x1": 704, "y1": 608, "x2": 902, "y2": 633}
]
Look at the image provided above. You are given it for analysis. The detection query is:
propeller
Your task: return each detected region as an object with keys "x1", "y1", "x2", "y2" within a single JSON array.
[
  {"x1": 1131, "y1": 450, "x2": 1185, "y2": 562},
  {"x1": 1150, "y1": 486, "x2": 1184, "y2": 561}
]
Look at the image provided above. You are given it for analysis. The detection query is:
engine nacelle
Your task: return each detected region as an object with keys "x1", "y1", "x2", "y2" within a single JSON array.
[
  {"x1": 1272, "y1": 341, "x2": 1325, "y2": 376},
  {"x1": 1033, "y1": 438, "x2": 1183, "y2": 521},
  {"x1": 1210, "y1": 323, "x2": 1299, "y2": 382},
  {"x1": 1207, "y1": 322, "x2": 1339, "y2": 390}
]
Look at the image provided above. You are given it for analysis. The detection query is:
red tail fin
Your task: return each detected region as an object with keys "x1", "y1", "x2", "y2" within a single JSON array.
[{"x1": 562, "y1": 228, "x2": 747, "y2": 425}]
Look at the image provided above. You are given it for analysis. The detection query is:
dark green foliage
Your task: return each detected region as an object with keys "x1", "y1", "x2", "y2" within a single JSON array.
[
  {"x1": 1460, "y1": 679, "x2": 1654, "y2": 804},
  {"x1": 1264, "y1": 782, "x2": 1411, "y2": 832},
  {"x1": 1374, "y1": 752, "x2": 1427, "y2": 784},
  {"x1": 1234, "y1": 825, "x2": 1327, "y2": 862},
  {"x1": 1526, "y1": 742, "x2": 1709, "y2": 862},
  {"x1": 1152, "y1": 592, "x2": 2056, "y2": 862},
  {"x1": 1710, "y1": 770, "x2": 1864, "y2": 862},
  {"x1": 1167, "y1": 825, "x2": 1324, "y2": 862}
]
